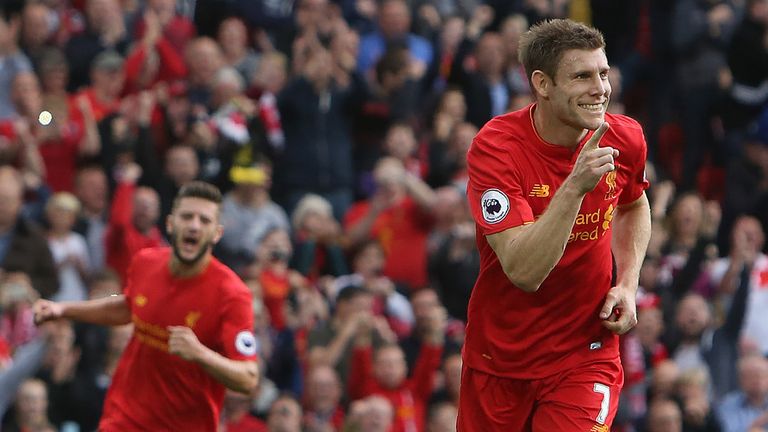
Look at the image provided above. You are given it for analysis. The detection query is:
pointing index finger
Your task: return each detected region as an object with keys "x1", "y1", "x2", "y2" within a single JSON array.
[{"x1": 583, "y1": 122, "x2": 610, "y2": 151}]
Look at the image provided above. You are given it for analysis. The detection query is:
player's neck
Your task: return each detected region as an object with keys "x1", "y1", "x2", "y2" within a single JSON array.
[
  {"x1": 169, "y1": 253, "x2": 212, "y2": 278},
  {"x1": 533, "y1": 104, "x2": 588, "y2": 149}
]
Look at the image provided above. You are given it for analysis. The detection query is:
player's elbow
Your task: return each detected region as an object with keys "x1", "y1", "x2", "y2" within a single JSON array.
[
  {"x1": 231, "y1": 361, "x2": 260, "y2": 394},
  {"x1": 503, "y1": 270, "x2": 542, "y2": 293},
  {"x1": 236, "y1": 376, "x2": 259, "y2": 395}
]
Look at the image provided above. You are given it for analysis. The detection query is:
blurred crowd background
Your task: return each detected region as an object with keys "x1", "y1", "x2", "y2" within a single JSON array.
[{"x1": 0, "y1": 0, "x2": 767, "y2": 431}]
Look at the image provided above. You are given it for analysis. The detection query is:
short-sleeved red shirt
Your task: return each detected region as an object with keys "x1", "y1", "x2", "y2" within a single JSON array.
[
  {"x1": 99, "y1": 248, "x2": 257, "y2": 431},
  {"x1": 464, "y1": 104, "x2": 649, "y2": 379}
]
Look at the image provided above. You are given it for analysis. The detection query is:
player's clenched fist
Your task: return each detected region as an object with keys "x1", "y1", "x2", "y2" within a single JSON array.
[
  {"x1": 567, "y1": 122, "x2": 618, "y2": 195},
  {"x1": 168, "y1": 326, "x2": 204, "y2": 361},
  {"x1": 33, "y1": 299, "x2": 64, "y2": 325}
]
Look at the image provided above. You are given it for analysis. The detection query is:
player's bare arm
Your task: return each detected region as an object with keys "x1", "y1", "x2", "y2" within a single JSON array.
[
  {"x1": 487, "y1": 122, "x2": 616, "y2": 292},
  {"x1": 600, "y1": 192, "x2": 651, "y2": 334},
  {"x1": 167, "y1": 326, "x2": 259, "y2": 394},
  {"x1": 33, "y1": 295, "x2": 132, "y2": 326}
]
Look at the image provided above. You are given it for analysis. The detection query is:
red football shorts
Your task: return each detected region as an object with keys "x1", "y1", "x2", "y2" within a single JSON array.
[{"x1": 457, "y1": 357, "x2": 624, "y2": 432}]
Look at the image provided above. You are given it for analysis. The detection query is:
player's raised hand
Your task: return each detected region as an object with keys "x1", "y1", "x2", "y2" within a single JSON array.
[
  {"x1": 567, "y1": 122, "x2": 618, "y2": 195},
  {"x1": 168, "y1": 326, "x2": 204, "y2": 361},
  {"x1": 33, "y1": 299, "x2": 64, "y2": 325},
  {"x1": 599, "y1": 285, "x2": 638, "y2": 335}
]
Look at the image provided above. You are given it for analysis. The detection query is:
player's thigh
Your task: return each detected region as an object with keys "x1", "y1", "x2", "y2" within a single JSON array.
[
  {"x1": 457, "y1": 366, "x2": 535, "y2": 432},
  {"x1": 532, "y1": 359, "x2": 624, "y2": 432}
]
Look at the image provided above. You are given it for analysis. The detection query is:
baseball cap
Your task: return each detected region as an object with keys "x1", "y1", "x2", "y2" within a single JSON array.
[
  {"x1": 92, "y1": 50, "x2": 124, "y2": 72},
  {"x1": 229, "y1": 165, "x2": 268, "y2": 185}
]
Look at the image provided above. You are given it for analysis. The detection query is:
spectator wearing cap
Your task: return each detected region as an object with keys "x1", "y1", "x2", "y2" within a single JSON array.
[
  {"x1": 65, "y1": 0, "x2": 130, "y2": 92},
  {"x1": 215, "y1": 161, "x2": 289, "y2": 273},
  {"x1": 0, "y1": 0, "x2": 33, "y2": 119},
  {"x1": 71, "y1": 50, "x2": 125, "y2": 124}
]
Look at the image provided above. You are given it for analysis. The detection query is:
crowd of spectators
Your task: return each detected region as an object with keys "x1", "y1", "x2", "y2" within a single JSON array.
[{"x1": 0, "y1": 0, "x2": 767, "y2": 431}]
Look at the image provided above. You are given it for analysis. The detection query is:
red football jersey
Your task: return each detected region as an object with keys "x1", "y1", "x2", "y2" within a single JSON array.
[
  {"x1": 99, "y1": 248, "x2": 257, "y2": 431},
  {"x1": 464, "y1": 104, "x2": 649, "y2": 379}
]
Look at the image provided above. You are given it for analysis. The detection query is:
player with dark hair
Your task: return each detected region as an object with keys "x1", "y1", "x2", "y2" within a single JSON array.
[
  {"x1": 33, "y1": 181, "x2": 259, "y2": 431},
  {"x1": 459, "y1": 19, "x2": 651, "y2": 431}
]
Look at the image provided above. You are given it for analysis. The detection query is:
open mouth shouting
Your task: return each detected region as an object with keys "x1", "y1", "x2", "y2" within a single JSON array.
[{"x1": 173, "y1": 231, "x2": 210, "y2": 265}]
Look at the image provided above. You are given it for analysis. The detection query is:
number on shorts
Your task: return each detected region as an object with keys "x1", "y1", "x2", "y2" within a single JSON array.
[{"x1": 593, "y1": 383, "x2": 610, "y2": 424}]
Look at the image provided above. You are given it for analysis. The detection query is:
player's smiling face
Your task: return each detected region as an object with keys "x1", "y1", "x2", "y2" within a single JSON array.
[
  {"x1": 549, "y1": 48, "x2": 611, "y2": 131},
  {"x1": 167, "y1": 197, "x2": 223, "y2": 265}
]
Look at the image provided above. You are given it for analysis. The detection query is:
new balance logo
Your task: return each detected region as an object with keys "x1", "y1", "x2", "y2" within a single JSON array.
[{"x1": 529, "y1": 184, "x2": 550, "y2": 197}]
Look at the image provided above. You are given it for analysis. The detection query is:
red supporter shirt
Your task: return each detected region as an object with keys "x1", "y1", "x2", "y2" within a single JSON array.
[
  {"x1": 105, "y1": 182, "x2": 165, "y2": 284},
  {"x1": 259, "y1": 268, "x2": 290, "y2": 331},
  {"x1": 464, "y1": 104, "x2": 649, "y2": 379},
  {"x1": 99, "y1": 248, "x2": 258, "y2": 431},
  {"x1": 348, "y1": 344, "x2": 443, "y2": 432},
  {"x1": 344, "y1": 198, "x2": 433, "y2": 290},
  {"x1": 38, "y1": 108, "x2": 84, "y2": 192}
]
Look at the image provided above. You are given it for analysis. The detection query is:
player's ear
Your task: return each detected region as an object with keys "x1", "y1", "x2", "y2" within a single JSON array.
[
  {"x1": 165, "y1": 214, "x2": 173, "y2": 235},
  {"x1": 212, "y1": 224, "x2": 224, "y2": 244},
  {"x1": 531, "y1": 70, "x2": 550, "y2": 99}
]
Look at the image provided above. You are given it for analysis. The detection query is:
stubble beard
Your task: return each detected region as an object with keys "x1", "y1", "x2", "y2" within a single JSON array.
[{"x1": 171, "y1": 230, "x2": 212, "y2": 266}]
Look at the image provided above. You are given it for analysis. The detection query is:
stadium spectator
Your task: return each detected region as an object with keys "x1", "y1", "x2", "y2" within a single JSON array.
[
  {"x1": 275, "y1": 42, "x2": 362, "y2": 220},
  {"x1": 0, "y1": 166, "x2": 57, "y2": 298},
  {"x1": 266, "y1": 394, "x2": 303, "y2": 432},
  {"x1": 302, "y1": 364, "x2": 345, "y2": 432},
  {"x1": 44, "y1": 192, "x2": 90, "y2": 302},
  {"x1": 216, "y1": 162, "x2": 289, "y2": 273},
  {"x1": 646, "y1": 398, "x2": 684, "y2": 432},
  {"x1": 344, "y1": 157, "x2": 436, "y2": 291},
  {"x1": 715, "y1": 354, "x2": 768, "y2": 432},
  {"x1": 357, "y1": 0, "x2": 433, "y2": 80},
  {"x1": 307, "y1": 284, "x2": 388, "y2": 387},
  {"x1": 290, "y1": 193, "x2": 348, "y2": 281},
  {"x1": 0, "y1": 0, "x2": 32, "y2": 119},
  {"x1": 104, "y1": 162, "x2": 164, "y2": 284},
  {"x1": 456, "y1": 32, "x2": 511, "y2": 129},
  {"x1": 218, "y1": 17, "x2": 260, "y2": 84},
  {"x1": 73, "y1": 165, "x2": 109, "y2": 272},
  {"x1": 2, "y1": 378, "x2": 55, "y2": 432},
  {"x1": 348, "y1": 295, "x2": 445, "y2": 432},
  {"x1": 343, "y1": 395, "x2": 394, "y2": 432},
  {"x1": 65, "y1": 0, "x2": 130, "y2": 91}
]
